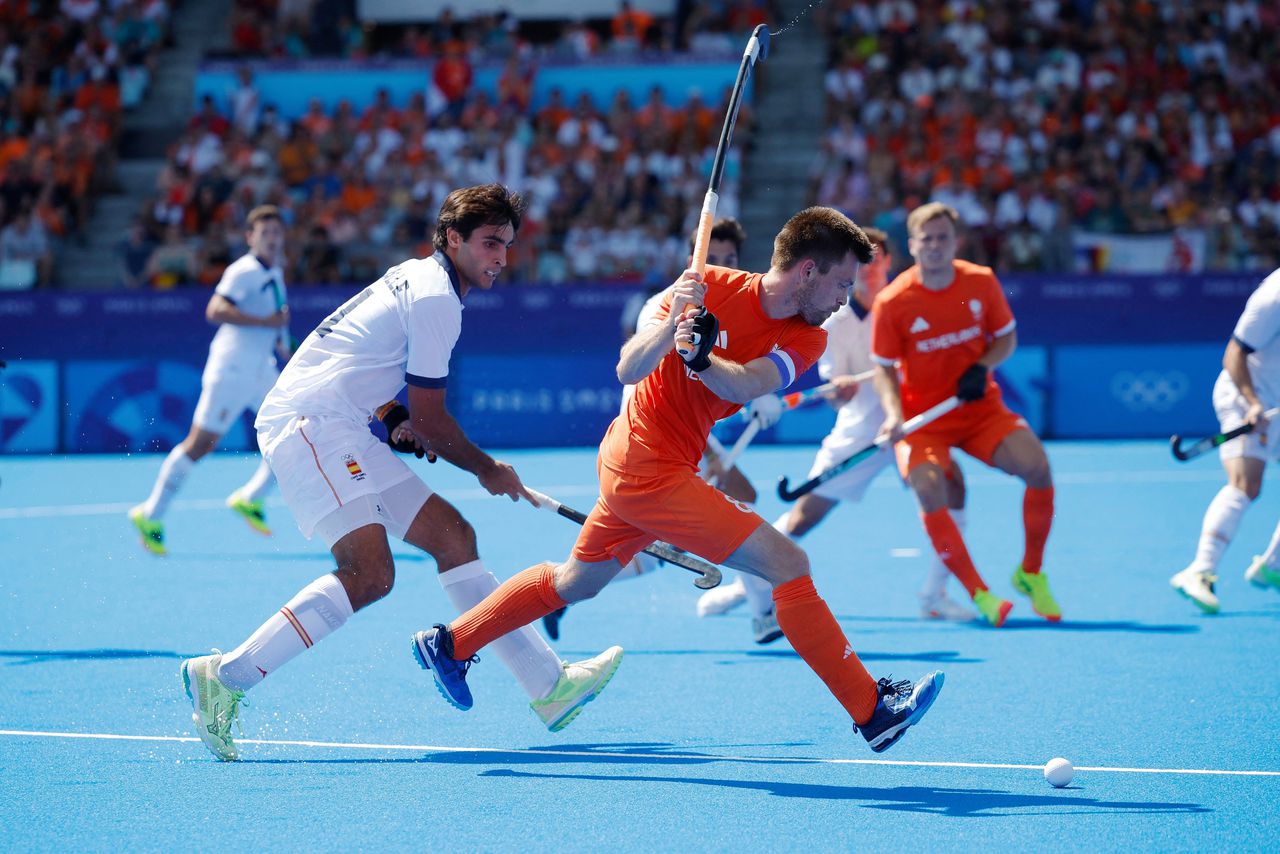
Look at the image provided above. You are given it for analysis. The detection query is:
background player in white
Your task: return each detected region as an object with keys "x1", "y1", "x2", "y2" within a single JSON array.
[
  {"x1": 128, "y1": 205, "x2": 290, "y2": 555},
  {"x1": 711, "y1": 228, "x2": 975, "y2": 643},
  {"x1": 179, "y1": 184, "x2": 621, "y2": 761},
  {"x1": 1171, "y1": 266, "x2": 1280, "y2": 612}
]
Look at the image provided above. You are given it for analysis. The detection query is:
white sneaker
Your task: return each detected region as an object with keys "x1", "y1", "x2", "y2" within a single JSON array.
[
  {"x1": 530, "y1": 646, "x2": 623, "y2": 732},
  {"x1": 180, "y1": 651, "x2": 245, "y2": 761},
  {"x1": 696, "y1": 577, "x2": 746, "y2": 617},
  {"x1": 1170, "y1": 568, "x2": 1220, "y2": 614},
  {"x1": 1244, "y1": 556, "x2": 1280, "y2": 591},
  {"x1": 919, "y1": 591, "x2": 977, "y2": 622},
  {"x1": 752, "y1": 609, "x2": 784, "y2": 644}
]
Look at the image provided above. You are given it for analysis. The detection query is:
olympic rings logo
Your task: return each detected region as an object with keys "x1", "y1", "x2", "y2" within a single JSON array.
[{"x1": 1109, "y1": 370, "x2": 1189, "y2": 412}]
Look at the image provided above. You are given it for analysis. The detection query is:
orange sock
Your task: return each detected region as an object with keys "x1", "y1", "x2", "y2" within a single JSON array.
[
  {"x1": 1021, "y1": 486, "x2": 1055, "y2": 574},
  {"x1": 773, "y1": 576, "x2": 879, "y2": 725},
  {"x1": 921, "y1": 508, "x2": 987, "y2": 597},
  {"x1": 450, "y1": 562, "x2": 565, "y2": 660}
]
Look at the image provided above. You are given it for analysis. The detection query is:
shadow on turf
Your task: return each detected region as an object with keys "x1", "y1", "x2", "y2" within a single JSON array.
[
  {"x1": 476, "y1": 769, "x2": 1211, "y2": 817},
  {"x1": 164, "y1": 552, "x2": 428, "y2": 563},
  {"x1": 0, "y1": 649, "x2": 189, "y2": 665},
  {"x1": 557, "y1": 649, "x2": 982, "y2": 664},
  {"x1": 834, "y1": 615, "x2": 1199, "y2": 634}
]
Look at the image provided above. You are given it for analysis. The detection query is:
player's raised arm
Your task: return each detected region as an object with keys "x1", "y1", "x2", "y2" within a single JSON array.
[
  {"x1": 682, "y1": 343, "x2": 786, "y2": 405},
  {"x1": 205, "y1": 292, "x2": 289, "y2": 328},
  {"x1": 617, "y1": 269, "x2": 705, "y2": 385}
]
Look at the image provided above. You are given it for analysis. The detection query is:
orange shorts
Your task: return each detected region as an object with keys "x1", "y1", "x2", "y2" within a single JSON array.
[
  {"x1": 571, "y1": 458, "x2": 763, "y2": 567},
  {"x1": 895, "y1": 397, "x2": 1030, "y2": 478}
]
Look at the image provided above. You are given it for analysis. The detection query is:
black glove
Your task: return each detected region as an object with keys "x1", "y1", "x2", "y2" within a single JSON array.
[
  {"x1": 377, "y1": 401, "x2": 426, "y2": 459},
  {"x1": 679, "y1": 307, "x2": 719, "y2": 372},
  {"x1": 956, "y1": 363, "x2": 988, "y2": 402}
]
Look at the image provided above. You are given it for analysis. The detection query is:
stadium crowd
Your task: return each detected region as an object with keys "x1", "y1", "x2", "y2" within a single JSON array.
[
  {"x1": 813, "y1": 0, "x2": 1280, "y2": 273},
  {"x1": 114, "y1": 0, "x2": 1280, "y2": 288},
  {"x1": 0, "y1": 0, "x2": 169, "y2": 288}
]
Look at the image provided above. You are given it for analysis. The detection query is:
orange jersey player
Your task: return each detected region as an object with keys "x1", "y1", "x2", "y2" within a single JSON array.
[
  {"x1": 870, "y1": 202, "x2": 1062, "y2": 627},
  {"x1": 411, "y1": 207, "x2": 945, "y2": 753}
]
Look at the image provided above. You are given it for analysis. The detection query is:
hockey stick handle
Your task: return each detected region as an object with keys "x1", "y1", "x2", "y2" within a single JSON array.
[
  {"x1": 776, "y1": 396, "x2": 961, "y2": 501},
  {"x1": 1170, "y1": 406, "x2": 1280, "y2": 461},
  {"x1": 677, "y1": 24, "x2": 769, "y2": 359},
  {"x1": 525, "y1": 488, "x2": 723, "y2": 589}
]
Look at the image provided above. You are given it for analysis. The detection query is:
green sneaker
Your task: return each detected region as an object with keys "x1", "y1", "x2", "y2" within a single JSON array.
[
  {"x1": 181, "y1": 652, "x2": 245, "y2": 761},
  {"x1": 226, "y1": 493, "x2": 271, "y2": 536},
  {"x1": 1011, "y1": 566, "x2": 1062, "y2": 622},
  {"x1": 972, "y1": 589, "x2": 1013, "y2": 627},
  {"x1": 530, "y1": 645, "x2": 623, "y2": 732},
  {"x1": 128, "y1": 505, "x2": 166, "y2": 556},
  {"x1": 1244, "y1": 556, "x2": 1280, "y2": 591}
]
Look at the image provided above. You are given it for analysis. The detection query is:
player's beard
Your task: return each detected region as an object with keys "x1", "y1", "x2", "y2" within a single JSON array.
[{"x1": 795, "y1": 279, "x2": 836, "y2": 326}]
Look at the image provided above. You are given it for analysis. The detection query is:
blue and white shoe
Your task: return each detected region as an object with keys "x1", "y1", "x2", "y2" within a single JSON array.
[
  {"x1": 856, "y1": 671, "x2": 944, "y2": 753},
  {"x1": 411, "y1": 625, "x2": 477, "y2": 711}
]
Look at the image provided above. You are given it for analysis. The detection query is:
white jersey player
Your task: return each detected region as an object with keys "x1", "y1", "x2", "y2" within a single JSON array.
[
  {"x1": 747, "y1": 227, "x2": 976, "y2": 631},
  {"x1": 178, "y1": 184, "x2": 621, "y2": 762},
  {"x1": 1172, "y1": 265, "x2": 1280, "y2": 612},
  {"x1": 129, "y1": 206, "x2": 290, "y2": 555}
]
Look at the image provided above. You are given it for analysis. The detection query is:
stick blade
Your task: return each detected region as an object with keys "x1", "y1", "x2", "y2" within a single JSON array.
[
  {"x1": 1170, "y1": 434, "x2": 1191, "y2": 461},
  {"x1": 752, "y1": 24, "x2": 771, "y2": 60}
]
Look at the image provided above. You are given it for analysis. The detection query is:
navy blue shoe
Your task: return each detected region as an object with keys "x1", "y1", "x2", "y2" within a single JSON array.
[
  {"x1": 856, "y1": 671, "x2": 944, "y2": 753},
  {"x1": 411, "y1": 625, "x2": 477, "y2": 711}
]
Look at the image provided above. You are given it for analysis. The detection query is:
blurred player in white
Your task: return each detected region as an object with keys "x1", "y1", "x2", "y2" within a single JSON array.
[
  {"x1": 1172, "y1": 266, "x2": 1280, "y2": 612},
  {"x1": 179, "y1": 184, "x2": 620, "y2": 761},
  {"x1": 128, "y1": 205, "x2": 290, "y2": 555},
  {"x1": 712, "y1": 228, "x2": 975, "y2": 643}
]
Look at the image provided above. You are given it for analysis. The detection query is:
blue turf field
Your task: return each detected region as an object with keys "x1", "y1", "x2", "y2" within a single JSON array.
[{"x1": 3, "y1": 442, "x2": 1279, "y2": 851}]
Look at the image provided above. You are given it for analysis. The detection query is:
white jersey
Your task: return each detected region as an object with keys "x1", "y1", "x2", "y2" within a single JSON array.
[
  {"x1": 819, "y1": 299, "x2": 883, "y2": 438},
  {"x1": 206, "y1": 252, "x2": 287, "y2": 376},
  {"x1": 257, "y1": 253, "x2": 463, "y2": 428},
  {"x1": 1222, "y1": 266, "x2": 1280, "y2": 406},
  {"x1": 619, "y1": 287, "x2": 671, "y2": 413}
]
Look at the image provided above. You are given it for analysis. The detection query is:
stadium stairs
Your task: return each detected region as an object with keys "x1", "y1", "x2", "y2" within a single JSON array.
[
  {"x1": 738, "y1": 0, "x2": 828, "y2": 272},
  {"x1": 57, "y1": 0, "x2": 234, "y2": 289}
]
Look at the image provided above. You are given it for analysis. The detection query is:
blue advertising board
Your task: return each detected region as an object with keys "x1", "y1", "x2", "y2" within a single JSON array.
[{"x1": 0, "y1": 360, "x2": 58, "y2": 453}]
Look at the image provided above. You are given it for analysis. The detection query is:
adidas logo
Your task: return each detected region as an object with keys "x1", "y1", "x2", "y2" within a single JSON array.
[
  {"x1": 909, "y1": 316, "x2": 930, "y2": 333},
  {"x1": 843, "y1": 644, "x2": 854, "y2": 660}
]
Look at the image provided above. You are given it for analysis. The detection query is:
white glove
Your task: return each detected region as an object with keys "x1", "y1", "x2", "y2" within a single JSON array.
[{"x1": 747, "y1": 393, "x2": 784, "y2": 429}]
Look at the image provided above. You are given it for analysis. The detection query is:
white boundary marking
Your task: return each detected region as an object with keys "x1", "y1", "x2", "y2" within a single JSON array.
[{"x1": 2, "y1": 729, "x2": 1277, "y2": 777}]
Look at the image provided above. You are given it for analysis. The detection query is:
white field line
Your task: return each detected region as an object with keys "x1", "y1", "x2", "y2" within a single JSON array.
[
  {"x1": 0, "y1": 485, "x2": 601, "y2": 520},
  {"x1": 1, "y1": 729, "x2": 1277, "y2": 777}
]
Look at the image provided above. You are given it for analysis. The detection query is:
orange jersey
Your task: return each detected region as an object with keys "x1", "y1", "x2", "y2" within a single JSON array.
[
  {"x1": 871, "y1": 259, "x2": 1016, "y2": 418},
  {"x1": 602, "y1": 266, "x2": 826, "y2": 475}
]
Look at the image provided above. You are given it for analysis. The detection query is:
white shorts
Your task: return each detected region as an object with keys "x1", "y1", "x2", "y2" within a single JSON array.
[
  {"x1": 259, "y1": 414, "x2": 433, "y2": 547},
  {"x1": 193, "y1": 364, "x2": 278, "y2": 434},
  {"x1": 1213, "y1": 374, "x2": 1280, "y2": 463},
  {"x1": 806, "y1": 422, "x2": 896, "y2": 502}
]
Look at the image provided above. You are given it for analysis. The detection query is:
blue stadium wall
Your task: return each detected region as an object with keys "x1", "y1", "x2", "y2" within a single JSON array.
[{"x1": 0, "y1": 273, "x2": 1257, "y2": 453}]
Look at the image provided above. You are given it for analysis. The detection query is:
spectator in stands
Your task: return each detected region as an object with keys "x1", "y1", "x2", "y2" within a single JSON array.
[
  {"x1": 145, "y1": 222, "x2": 196, "y2": 288},
  {"x1": 117, "y1": 216, "x2": 155, "y2": 288},
  {"x1": 1, "y1": 204, "x2": 52, "y2": 287}
]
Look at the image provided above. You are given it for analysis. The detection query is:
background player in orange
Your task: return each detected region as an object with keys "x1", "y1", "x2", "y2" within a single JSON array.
[
  {"x1": 870, "y1": 202, "x2": 1062, "y2": 628},
  {"x1": 411, "y1": 207, "x2": 944, "y2": 753}
]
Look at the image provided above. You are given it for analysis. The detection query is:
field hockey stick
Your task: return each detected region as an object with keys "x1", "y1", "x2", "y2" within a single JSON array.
[
  {"x1": 1171, "y1": 407, "x2": 1280, "y2": 461},
  {"x1": 777, "y1": 395, "x2": 962, "y2": 501},
  {"x1": 675, "y1": 23, "x2": 769, "y2": 360},
  {"x1": 736, "y1": 369, "x2": 878, "y2": 422},
  {"x1": 525, "y1": 487, "x2": 723, "y2": 589}
]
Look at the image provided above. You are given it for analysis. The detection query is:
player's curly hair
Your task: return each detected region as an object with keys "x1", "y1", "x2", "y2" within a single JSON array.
[
  {"x1": 245, "y1": 205, "x2": 283, "y2": 229},
  {"x1": 771, "y1": 207, "x2": 874, "y2": 273},
  {"x1": 434, "y1": 183, "x2": 525, "y2": 251}
]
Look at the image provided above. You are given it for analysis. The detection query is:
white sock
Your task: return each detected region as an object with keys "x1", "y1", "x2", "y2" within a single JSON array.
[
  {"x1": 236, "y1": 458, "x2": 275, "y2": 503},
  {"x1": 612, "y1": 550, "x2": 661, "y2": 582},
  {"x1": 923, "y1": 509, "x2": 965, "y2": 598},
  {"x1": 218, "y1": 573, "x2": 353, "y2": 691},
  {"x1": 1260, "y1": 521, "x2": 1280, "y2": 567},
  {"x1": 439, "y1": 560, "x2": 562, "y2": 700},
  {"x1": 142, "y1": 446, "x2": 195, "y2": 519},
  {"x1": 1189, "y1": 485, "x2": 1251, "y2": 574}
]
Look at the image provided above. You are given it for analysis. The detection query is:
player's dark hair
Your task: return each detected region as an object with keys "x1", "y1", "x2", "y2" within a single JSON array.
[
  {"x1": 434, "y1": 183, "x2": 525, "y2": 251},
  {"x1": 245, "y1": 205, "x2": 283, "y2": 230},
  {"x1": 687, "y1": 217, "x2": 747, "y2": 256},
  {"x1": 906, "y1": 201, "x2": 960, "y2": 236},
  {"x1": 771, "y1": 207, "x2": 874, "y2": 272}
]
